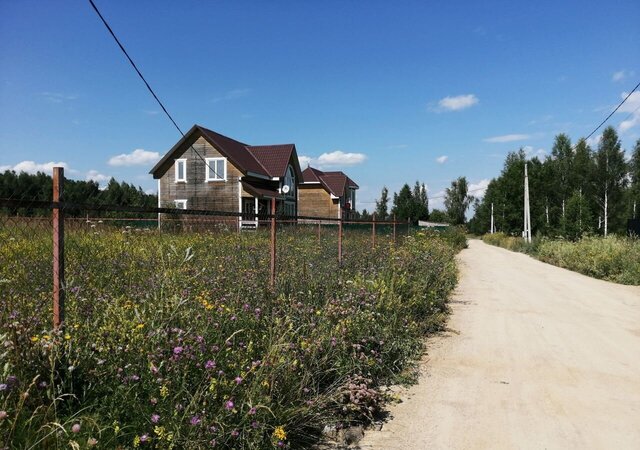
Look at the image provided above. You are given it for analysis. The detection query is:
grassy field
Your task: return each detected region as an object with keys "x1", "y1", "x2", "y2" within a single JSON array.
[
  {"x1": 482, "y1": 232, "x2": 640, "y2": 285},
  {"x1": 0, "y1": 225, "x2": 463, "y2": 448}
]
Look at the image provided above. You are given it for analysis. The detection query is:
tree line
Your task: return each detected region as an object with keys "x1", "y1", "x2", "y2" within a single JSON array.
[
  {"x1": 0, "y1": 170, "x2": 157, "y2": 216},
  {"x1": 468, "y1": 126, "x2": 640, "y2": 238}
]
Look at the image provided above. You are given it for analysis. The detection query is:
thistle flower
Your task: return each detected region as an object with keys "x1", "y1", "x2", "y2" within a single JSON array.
[
  {"x1": 151, "y1": 414, "x2": 160, "y2": 423},
  {"x1": 190, "y1": 415, "x2": 201, "y2": 426},
  {"x1": 224, "y1": 400, "x2": 234, "y2": 410}
]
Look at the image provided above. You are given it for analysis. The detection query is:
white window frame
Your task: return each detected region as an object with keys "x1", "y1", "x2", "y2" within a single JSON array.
[
  {"x1": 175, "y1": 159, "x2": 187, "y2": 183},
  {"x1": 174, "y1": 199, "x2": 187, "y2": 210},
  {"x1": 205, "y1": 157, "x2": 227, "y2": 182}
]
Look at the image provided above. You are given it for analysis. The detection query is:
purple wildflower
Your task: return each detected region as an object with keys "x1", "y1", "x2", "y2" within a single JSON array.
[
  {"x1": 151, "y1": 414, "x2": 160, "y2": 423},
  {"x1": 0, "y1": 384, "x2": 7, "y2": 392},
  {"x1": 234, "y1": 376, "x2": 243, "y2": 385},
  {"x1": 71, "y1": 423, "x2": 81, "y2": 433},
  {"x1": 190, "y1": 415, "x2": 201, "y2": 426},
  {"x1": 140, "y1": 434, "x2": 149, "y2": 442},
  {"x1": 173, "y1": 346, "x2": 183, "y2": 355},
  {"x1": 205, "y1": 360, "x2": 216, "y2": 370},
  {"x1": 225, "y1": 400, "x2": 234, "y2": 410},
  {"x1": 231, "y1": 429, "x2": 240, "y2": 438},
  {"x1": 248, "y1": 407, "x2": 257, "y2": 415}
]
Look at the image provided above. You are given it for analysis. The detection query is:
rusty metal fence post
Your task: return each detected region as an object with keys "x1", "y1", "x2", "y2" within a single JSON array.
[
  {"x1": 372, "y1": 212, "x2": 376, "y2": 247},
  {"x1": 338, "y1": 217, "x2": 343, "y2": 266},
  {"x1": 270, "y1": 197, "x2": 276, "y2": 288},
  {"x1": 393, "y1": 213, "x2": 397, "y2": 244},
  {"x1": 53, "y1": 167, "x2": 65, "y2": 329}
]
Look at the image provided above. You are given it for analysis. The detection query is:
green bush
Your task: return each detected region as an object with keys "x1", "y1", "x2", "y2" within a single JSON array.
[
  {"x1": 483, "y1": 232, "x2": 640, "y2": 285},
  {"x1": 536, "y1": 236, "x2": 640, "y2": 285}
]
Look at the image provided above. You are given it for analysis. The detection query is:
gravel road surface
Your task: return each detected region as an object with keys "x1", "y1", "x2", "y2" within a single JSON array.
[{"x1": 359, "y1": 239, "x2": 640, "y2": 450}]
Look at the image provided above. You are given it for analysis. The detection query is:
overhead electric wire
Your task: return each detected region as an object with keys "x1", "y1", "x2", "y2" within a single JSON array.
[
  {"x1": 88, "y1": 0, "x2": 222, "y2": 181},
  {"x1": 584, "y1": 80, "x2": 640, "y2": 141}
]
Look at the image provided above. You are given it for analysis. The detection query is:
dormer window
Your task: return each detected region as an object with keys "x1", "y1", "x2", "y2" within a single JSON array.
[
  {"x1": 205, "y1": 157, "x2": 226, "y2": 181},
  {"x1": 175, "y1": 159, "x2": 187, "y2": 182}
]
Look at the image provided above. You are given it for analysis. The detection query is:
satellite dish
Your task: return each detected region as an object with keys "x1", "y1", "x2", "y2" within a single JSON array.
[{"x1": 281, "y1": 185, "x2": 290, "y2": 194}]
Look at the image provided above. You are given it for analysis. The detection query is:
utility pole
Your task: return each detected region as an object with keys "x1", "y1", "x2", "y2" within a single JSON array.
[
  {"x1": 490, "y1": 202, "x2": 494, "y2": 234},
  {"x1": 524, "y1": 162, "x2": 532, "y2": 243}
]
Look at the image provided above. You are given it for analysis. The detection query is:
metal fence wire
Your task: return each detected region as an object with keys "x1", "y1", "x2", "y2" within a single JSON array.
[{"x1": 0, "y1": 168, "x2": 414, "y2": 330}]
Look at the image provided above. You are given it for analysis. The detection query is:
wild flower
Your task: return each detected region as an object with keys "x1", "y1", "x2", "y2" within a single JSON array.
[
  {"x1": 151, "y1": 414, "x2": 160, "y2": 423},
  {"x1": 190, "y1": 415, "x2": 201, "y2": 426},
  {"x1": 71, "y1": 423, "x2": 81, "y2": 433},
  {"x1": 224, "y1": 399, "x2": 234, "y2": 410},
  {"x1": 205, "y1": 360, "x2": 216, "y2": 369},
  {"x1": 273, "y1": 426, "x2": 287, "y2": 440}
]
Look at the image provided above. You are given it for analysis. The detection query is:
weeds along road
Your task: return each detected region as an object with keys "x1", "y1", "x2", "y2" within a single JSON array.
[{"x1": 360, "y1": 239, "x2": 640, "y2": 450}]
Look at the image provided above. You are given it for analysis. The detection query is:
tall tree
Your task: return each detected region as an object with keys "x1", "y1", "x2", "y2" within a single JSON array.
[
  {"x1": 594, "y1": 126, "x2": 628, "y2": 236},
  {"x1": 628, "y1": 139, "x2": 640, "y2": 219},
  {"x1": 550, "y1": 133, "x2": 573, "y2": 220},
  {"x1": 412, "y1": 181, "x2": 429, "y2": 221},
  {"x1": 444, "y1": 176, "x2": 474, "y2": 225},
  {"x1": 391, "y1": 184, "x2": 414, "y2": 221},
  {"x1": 375, "y1": 186, "x2": 389, "y2": 220}
]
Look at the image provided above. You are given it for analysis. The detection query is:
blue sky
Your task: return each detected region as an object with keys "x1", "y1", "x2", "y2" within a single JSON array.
[{"x1": 1, "y1": 0, "x2": 639, "y2": 211}]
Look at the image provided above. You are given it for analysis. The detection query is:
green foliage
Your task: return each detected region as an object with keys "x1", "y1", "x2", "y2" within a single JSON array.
[
  {"x1": 374, "y1": 187, "x2": 389, "y2": 220},
  {"x1": 0, "y1": 227, "x2": 460, "y2": 448},
  {"x1": 0, "y1": 170, "x2": 157, "y2": 216},
  {"x1": 444, "y1": 177, "x2": 474, "y2": 225},
  {"x1": 536, "y1": 236, "x2": 640, "y2": 285},
  {"x1": 482, "y1": 233, "x2": 640, "y2": 285},
  {"x1": 471, "y1": 131, "x2": 637, "y2": 238}
]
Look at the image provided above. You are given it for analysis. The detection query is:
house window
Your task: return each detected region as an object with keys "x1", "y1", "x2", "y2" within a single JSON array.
[
  {"x1": 175, "y1": 159, "x2": 187, "y2": 182},
  {"x1": 205, "y1": 157, "x2": 226, "y2": 181},
  {"x1": 283, "y1": 165, "x2": 295, "y2": 197},
  {"x1": 174, "y1": 199, "x2": 187, "y2": 210}
]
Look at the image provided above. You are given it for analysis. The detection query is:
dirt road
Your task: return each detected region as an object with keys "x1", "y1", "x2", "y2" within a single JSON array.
[{"x1": 360, "y1": 239, "x2": 640, "y2": 450}]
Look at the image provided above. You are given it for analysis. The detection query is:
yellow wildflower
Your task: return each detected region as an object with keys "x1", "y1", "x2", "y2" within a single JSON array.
[
  {"x1": 273, "y1": 426, "x2": 287, "y2": 441},
  {"x1": 160, "y1": 385, "x2": 169, "y2": 398},
  {"x1": 30, "y1": 336, "x2": 39, "y2": 343},
  {"x1": 133, "y1": 436, "x2": 141, "y2": 448},
  {"x1": 136, "y1": 323, "x2": 145, "y2": 330},
  {"x1": 64, "y1": 334, "x2": 71, "y2": 340}
]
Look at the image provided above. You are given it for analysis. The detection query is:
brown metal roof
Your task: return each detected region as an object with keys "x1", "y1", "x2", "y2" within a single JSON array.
[
  {"x1": 301, "y1": 166, "x2": 359, "y2": 196},
  {"x1": 246, "y1": 144, "x2": 295, "y2": 178},
  {"x1": 150, "y1": 125, "x2": 305, "y2": 182}
]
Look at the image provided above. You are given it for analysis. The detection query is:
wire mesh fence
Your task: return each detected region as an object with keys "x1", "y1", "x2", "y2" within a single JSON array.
[{"x1": 0, "y1": 174, "x2": 414, "y2": 331}]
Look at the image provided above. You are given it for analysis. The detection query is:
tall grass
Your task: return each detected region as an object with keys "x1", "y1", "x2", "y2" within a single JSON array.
[
  {"x1": 0, "y1": 226, "x2": 463, "y2": 448},
  {"x1": 482, "y1": 232, "x2": 640, "y2": 285}
]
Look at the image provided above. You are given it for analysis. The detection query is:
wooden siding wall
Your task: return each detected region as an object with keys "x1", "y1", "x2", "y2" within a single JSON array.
[
  {"x1": 160, "y1": 137, "x2": 243, "y2": 212},
  {"x1": 298, "y1": 186, "x2": 339, "y2": 218}
]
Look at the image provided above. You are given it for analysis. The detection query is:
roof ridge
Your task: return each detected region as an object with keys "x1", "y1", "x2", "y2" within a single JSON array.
[{"x1": 244, "y1": 145, "x2": 272, "y2": 176}]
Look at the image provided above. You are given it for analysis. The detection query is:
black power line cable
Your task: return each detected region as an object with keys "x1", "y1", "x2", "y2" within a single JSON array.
[
  {"x1": 88, "y1": 0, "x2": 222, "y2": 185},
  {"x1": 584, "y1": 80, "x2": 640, "y2": 141}
]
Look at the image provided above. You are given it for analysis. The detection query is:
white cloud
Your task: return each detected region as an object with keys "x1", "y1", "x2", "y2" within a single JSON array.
[
  {"x1": 108, "y1": 149, "x2": 160, "y2": 167},
  {"x1": 299, "y1": 151, "x2": 367, "y2": 169},
  {"x1": 483, "y1": 133, "x2": 531, "y2": 143},
  {"x1": 86, "y1": 170, "x2": 111, "y2": 184},
  {"x1": 39, "y1": 92, "x2": 77, "y2": 103},
  {"x1": 612, "y1": 70, "x2": 634, "y2": 82},
  {"x1": 212, "y1": 88, "x2": 251, "y2": 103},
  {"x1": 617, "y1": 91, "x2": 640, "y2": 133},
  {"x1": 0, "y1": 160, "x2": 71, "y2": 175},
  {"x1": 435, "y1": 155, "x2": 448, "y2": 164},
  {"x1": 469, "y1": 179, "x2": 491, "y2": 198},
  {"x1": 315, "y1": 151, "x2": 367, "y2": 167},
  {"x1": 523, "y1": 145, "x2": 547, "y2": 159},
  {"x1": 586, "y1": 134, "x2": 602, "y2": 147},
  {"x1": 431, "y1": 94, "x2": 479, "y2": 112},
  {"x1": 298, "y1": 155, "x2": 313, "y2": 168}
]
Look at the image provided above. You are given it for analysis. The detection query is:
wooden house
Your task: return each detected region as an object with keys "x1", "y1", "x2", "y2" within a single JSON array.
[
  {"x1": 298, "y1": 166, "x2": 359, "y2": 219},
  {"x1": 150, "y1": 125, "x2": 303, "y2": 229}
]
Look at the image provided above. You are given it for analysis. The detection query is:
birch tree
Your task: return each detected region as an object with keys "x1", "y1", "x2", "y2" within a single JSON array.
[{"x1": 594, "y1": 127, "x2": 627, "y2": 236}]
